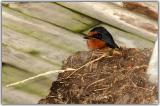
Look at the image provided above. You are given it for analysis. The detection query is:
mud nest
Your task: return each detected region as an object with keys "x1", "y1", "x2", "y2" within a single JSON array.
[{"x1": 38, "y1": 48, "x2": 157, "y2": 104}]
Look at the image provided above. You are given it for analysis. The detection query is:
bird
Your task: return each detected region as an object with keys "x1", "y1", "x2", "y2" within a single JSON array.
[{"x1": 83, "y1": 26, "x2": 119, "y2": 50}]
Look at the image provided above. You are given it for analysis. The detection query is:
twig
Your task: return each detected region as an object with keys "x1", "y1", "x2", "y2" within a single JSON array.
[
  {"x1": 6, "y1": 53, "x2": 109, "y2": 87},
  {"x1": 6, "y1": 68, "x2": 75, "y2": 87},
  {"x1": 93, "y1": 87, "x2": 109, "y2": 92},
  {"x1": 66, "y1": 53, "x2": 109, "y2": 79},
  {"x1": 85, "y1": 78, "x2": 106, "y2": 90}
]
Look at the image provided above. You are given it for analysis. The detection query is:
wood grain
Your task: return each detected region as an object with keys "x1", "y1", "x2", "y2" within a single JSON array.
[
  {"x1": 58, "y1": 2, "x2": 157, "y2": 42},
  {"x1": 7, "y1": 3, "x2": 99, "y2": 32}
]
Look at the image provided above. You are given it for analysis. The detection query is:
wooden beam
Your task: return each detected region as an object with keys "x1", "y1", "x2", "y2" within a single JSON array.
[
  {"x1": 2, "y1": 27, "x2": 71, "y2": 65},
  {"x1": 2, "y1": 87, "x2": 41, "y2": 104},
  {"x1": 58, "y1": 2, "x2": 157, "y2": 42},
  {"x1": 2, "y1": 45, "x2": 60, "y2": 74},
  {"x1": 113, "y1": 2, "x2": 158, "y2": 20},
  {"x1": 5, "y1": 3, "x2": 99, "y2": 32},
  {"x1": 2, "y1": 6, "x2": 87, "y2": 53},
  {"x1": 2, "y1": 65, "x2": 53, "y2": 97}
]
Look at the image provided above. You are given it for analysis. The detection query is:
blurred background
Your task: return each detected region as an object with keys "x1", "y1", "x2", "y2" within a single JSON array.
[{"x1": 2, "y1": 2, "x2": 158, "y2": 104}]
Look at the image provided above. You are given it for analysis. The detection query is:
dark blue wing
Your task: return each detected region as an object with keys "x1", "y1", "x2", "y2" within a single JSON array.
[{"x1": 101, "y1": 32, "x2": 119, "y2": 48}]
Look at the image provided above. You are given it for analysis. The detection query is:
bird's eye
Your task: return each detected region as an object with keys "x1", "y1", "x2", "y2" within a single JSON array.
[{"x1": 94, "y1": 33, "x2": 102, "y2": 39}]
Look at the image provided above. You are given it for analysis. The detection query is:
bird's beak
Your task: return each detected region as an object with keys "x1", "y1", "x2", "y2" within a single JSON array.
[{"x1": 83, "y1": 36, "x2": 92, "y2": 39}]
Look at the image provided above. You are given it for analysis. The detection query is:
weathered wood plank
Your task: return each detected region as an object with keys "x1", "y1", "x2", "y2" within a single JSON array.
[
  {"x1": 5, "y1": 2, "x2": 99, "y2": 32},
  {"x1": 58, "y1": 2, "x2": 157, "y2": 42},
  {"x1": 2, "y1": 87, "x2": 41, "y2": 104},
  {"x1": 3, "y1": 26, "x2": 71, "y2": 65},
  {"x1": 2, "y1": 45, "x2": 60, "y2": 74},
  {"x1": 2, "y1": 65, "x2": 53, "y2": 97},
  {"x1": 2, "y1": 65, "x2": 35, "y2": 85},
  {"x1": 113, "y1": 2, "x2": 158, "y2": 20},
  {"x1": 83, "y1": 24, "x2": 154, "y2": 48},
  {"x1": 2, "y1": 65, "x2": 54, "y2": 86},
  {"x1": 2, "y1": 6, "x2": 87, "y2": 53}
]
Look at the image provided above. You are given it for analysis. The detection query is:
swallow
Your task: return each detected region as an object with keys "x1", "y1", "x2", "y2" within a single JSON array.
[{"x1": 83, "y1": 27, "x2": 119, "y2": 50}]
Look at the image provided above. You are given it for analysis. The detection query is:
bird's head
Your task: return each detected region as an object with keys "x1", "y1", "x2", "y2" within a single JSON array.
[
  {"x1": 83, "y1": 27, "x2": 108, "y2": 40},
  {"x1": 83, "y1": 26, "x2": 119, "y2": 49}
]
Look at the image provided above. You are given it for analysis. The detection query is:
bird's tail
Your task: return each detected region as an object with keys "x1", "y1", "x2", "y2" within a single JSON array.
[{"x1": 107, "y1": 43, "x2": 119, "y2": 49}]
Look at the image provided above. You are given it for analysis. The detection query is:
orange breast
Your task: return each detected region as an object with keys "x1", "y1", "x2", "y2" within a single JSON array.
[{"x1": 87, "y1": 39, "x2": 106, "y2": 50}]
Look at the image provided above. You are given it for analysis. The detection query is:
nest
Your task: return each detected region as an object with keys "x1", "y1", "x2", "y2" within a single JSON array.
[{"x1": 38, "y1": 48, "x2": 157, "y2": 104}]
